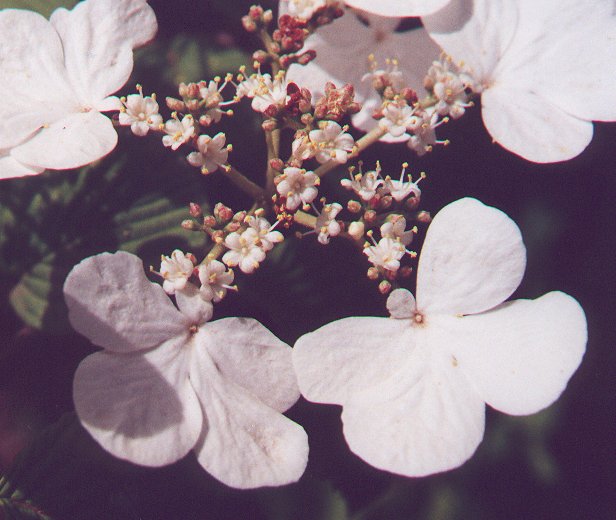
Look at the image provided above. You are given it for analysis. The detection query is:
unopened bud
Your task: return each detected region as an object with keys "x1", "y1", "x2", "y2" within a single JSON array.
[
  {"x1": 252, "y1": 49, "x2": 270, "y2": 64},
  {"x1": 214, "y1": 203, "x2": 234, "y2": 222},
  {"x1": 399, "y1": 266, "x2": 413, "y2": 278},
  {"x1": 379, "y1": 195, "x2": 393, "y2": 209},
  {"x1": 189, "y1": 202, "x2": 202, "y2": 218},
  {"x1": 225, "y1": 221, "x2": 241, "y2": 233},
  {"x1": 297, "y1": 49, "x2": 316, "y2": 65},
  {"x1": 347, "y1": 200, "x2": 361, "y2": 213},
  {"x1": 181, "y1": 219, "x2": 199, "y2": 231},
  {"x1": 203, "y1": 215, "x2": 217, "y2": 227},
  {"x1": 364, "y1": 209, "x2": 377, "y2": 223},
  {"x1": 269, "y1": 158, "x2": 285, "y2": 172},
  {"x1": 166, "y1": 97, "x2": 186, "y2": 111},
  {"x1": 300, "y1": 113, "x2": 313, "y2": 125},
  {"x1": 378, "y1": 280, "x2": 392, "y2": 295},
  {"x1": 178, "y1": 82, "x2": 189, "y2": 97},
  {"x1": 262, "y1": 118, "x2": 278, "y2": 131},
  {"x1": 348, "y1": 221, "x2": 365, "y2": 240},
  {"x1": 416, "y1": 210, "x2": 432, "y2": 223},
  {"x1": 248, "y1": 5, "x2": 264, "y2": 20},
  {"x1": 186, "y1": 253, "x2": 197, "y2": 265},
  {"x1": 242, "y1": 15, "x2": 257, "y2": 32},
  {"x1": 367, "y1": 267, "x2": 379, "y2": 280},
  {"x1": 406, "y1": 197, "x2": 420, "y2": 210},
  {"x1": 187, "y1": 83, "x2": 200, "y2": 98},
  {"x1": 211, "y1": 229, "x2": 225, "y2": 243},
  {"x1": 233, "y1": 210, "x2": 247, "y2": 222},
  {"x1": 185, "y1": 99, "x2": 200, "y2": 112},
  {"x1": 262, "y1": 9, "x2": 273, "y2": 24}
]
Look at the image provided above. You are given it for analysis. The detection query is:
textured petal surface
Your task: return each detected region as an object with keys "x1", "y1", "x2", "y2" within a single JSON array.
[
  {"x1": 64, "y1": 251, "x2": 188, "y2": 353},
  {"x1": 416, "y1": 198, "x2": 526, "y2": 316},
  {"x1": 293, "y1": 316, "x2": 412, "y2": 405},
  {"x1": 345, "y1": 0, "x2": 451, "y2": 17},
  {"x1": 341, "y1": 331, "x2": 485, "y2": 477},
  {"x1": 191, "y1": 340, "x2": 308, "y2": 489},
  {"x1": 201, "y1": 318, "x2": 300, "y2": 413},
  {"x1": 74, "y1": 336, "x2": 202, "y2": 467},
  {"x1": 175, "y1": 283, "x2": 213, "y2": 325},
  {"x1": 0, "y1": 151, "x2": 43, "y2": 180},
  {"x1": 0, "y1": 10, "x2": 75, "y2": 149},
  {"x1": 481, "y1": 87, "x2": 593, "y2": 163},
  {"x1": 11, "y1": 111, "x2": 118, "y2": 170},
  {"x1": 50, "y1": 0, "x2": 158, "y2": 104},
  {"x1": 432, "y1": 292, "x2": 587, "y2": 415}
]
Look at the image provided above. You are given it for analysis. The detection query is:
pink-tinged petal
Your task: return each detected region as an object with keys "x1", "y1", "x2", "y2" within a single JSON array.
[
  {"x1": 481, "y1": 87, "x2": 593, "y2": 163},
  {"x1": 436, "y1": 292, "x2": 587, "y2": 416},
  {"x1": 50, "y1": 0, "x2": 157, "y2": 104},
  {"x1": 341, "y1": 337, "x2": 485, "y2": 477},
  {"x1": 495, "y1": 0, "x2": 616, "y2": 122},
  {"x1": 293, "y1": 317, "x2": 411, "y2": 405},
  {"x1": 0, "y1": 10, "x2": 76, "y2": 148},
  {"x1": 422, "y1": 0, "x2": 519, "y2": 86},
  {"x1": 11, "y1": 111, "x2": 118, "y2": 170},
  {"x1": 0, "y1": 151, "x2": 43, "y2": 180},
  {"x1": 386, "y1": 289, "x2": 416, "y2": 319},
  {"x1": 64, "y1": 251, "x2": 188, "y2": 353},
  {"x1": 73, "y1": 336, "x2": 202, "y2": 467},
  {"x1": 346, "y1": 0, "x2": 452, "y2": 17},
  {"x1": 190, "y1": 341, "x2": 308, "y2": 489},
  {"x1": 201, "y1": 318, "x2": 299, "y2": 412},
  {"x1": 96, "y1": 96, "x2": 123, "y2": 112},
  {"x1": 416, "y1": 198, "x2": 526, "y2": 316},
  {"x1": 175, "y1": 283, "x2": 213, "y2": 325}
]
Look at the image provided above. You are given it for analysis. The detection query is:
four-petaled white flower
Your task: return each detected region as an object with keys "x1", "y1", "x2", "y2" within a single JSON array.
[
  {"x1": 247, "y1": 216, "x2": 285, "y2": 251},
  {"x1": 315, "y1": 202, "x2": 343, "y2": 244},
  {"x1": 344, "y1": 0, "x2": 451, "y2": 16},
  {"x1": 159, "y1": 250, "x2": 195, "y2": 295},
  {"x1": 119, "y1": 85, "x2": 163, "y2": 137},
  {"x1": 340, "y1": 169, "x2": 383, "y2": 201},
  {"x1": 381, "y1": 164, "x2": 423, "y2": 202},
  {"x1": 276, "y1": 167, "x2": 320, "y2": 211},
  {"x1": 162, "y1": 114, "x2": 195, "y2": 151},
  {"x1": 363, "y1": 237, "x2": 405, "y2": 272},
  {"x1": 379, "y1": 101, "x2": 415, "y2": 142},
  {"x1": 422, "y1": 0, "x2": 616, "y2": 162},
  {"x1": 380, "y1": 215, "x2": 415, "y2": 246},
  {"x1": 424, "y1": 58, "x2": 471, "y2": 120},
  {"x1": 223, "y1": 228, "x2": 267, "y2": 274},
  {"x1": 0, "y1": 0, "x2": 157, "y2": 179},
  {"x1": 187, "y1": 133, "x2": 230, "y2": 174},
  {"x1": 293, "y1": 198, "x2": 586, "y2": 477},
  {"x1": 64, "y1": 251, "x2": 308, "y2": 489},
  {"x1": 198, "y1": 260, "x2": 235, "y2": 303},
  {"x1": 309, "y1": 121, "x2": 355, "y2": 164}
]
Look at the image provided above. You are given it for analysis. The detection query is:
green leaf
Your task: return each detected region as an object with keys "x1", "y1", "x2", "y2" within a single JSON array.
[{"x1": 0, "y1": 0, "x2": 77, "y2": 17}]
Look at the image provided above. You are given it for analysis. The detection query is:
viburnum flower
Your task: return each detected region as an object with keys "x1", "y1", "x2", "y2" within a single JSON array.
[
  {"x1": 242, "y1": 73, "x2": 289, "y2": 114},
  {"x1": 246, "y1": 216, "x2": 285, "y2": 251},
  {"x1": 380, "y1": 215, "x2": 415, "y2": 246},
  {"x1": 187, "y1": 133, "x2": 230, "y2": 174},
  {"x1": 309, "y1": 121, "x2": 355, "y2": 164},
  {"x1": 162, "y1": 114, "x2": 195, "y2": 151},
  {"x1": 363, "y1": 237, "x2": 405, "y2": 273},
  {"x1": 0, "y1": 0, "x2": 157, "y2": 179},
  {"x1": 381, "y1": 164, "x2": 423, "y2": 202},
  {"x1": 64, "y1": 252, "x2": 308, "y2": 488},
  {"x1": 119, "y1": 85, "x2": 163, "y2": 137},
  {"x1": 158, "y1": 250, "x2": 195, "y2": 295},
  {"x1": 422, "y1": 0, "x2": 616, "y2": 162},
  {"x1": 293, "y1": 198, "x2": 586, "y2": 477},
  {"x1": 314, "y1": 202, "x2": 343, "y2": 244},
  {"x1": 285, "y1": 7, "x2": 440, "y2": 140},
  {"x1": 198, "y1": 260, "x2": 235, "y2": 303},
  {"x1": 223, "y1": 228, "x2": 267, "y2": 274},
  {"x1": 344, "y1": 0, "x2": 450, "y2": 16},
  {"x1": 379, "y1": 101, "x2": 416, "y2": 142},
  {"x1": 276, "y1": 167, "x2": 320, "y2": 211},
  {"x1": 340, "y1": 169, "x2": 383, "y2": 201}
]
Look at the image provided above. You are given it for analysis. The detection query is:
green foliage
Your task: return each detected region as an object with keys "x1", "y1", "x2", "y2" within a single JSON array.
[{"x1": 0, "y1": 0, "x2": 77, "y2": 17}]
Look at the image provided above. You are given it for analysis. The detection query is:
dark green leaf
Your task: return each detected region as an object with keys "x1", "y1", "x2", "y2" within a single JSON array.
[{"x1": 0, "y1": 0, "x2": 77, "y2": 17}]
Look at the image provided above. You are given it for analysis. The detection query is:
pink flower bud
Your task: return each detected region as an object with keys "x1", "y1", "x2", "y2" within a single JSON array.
[
  {"x1": 367, "y1": 267, "x2": 379, "y2": 280},
  {"x1": 378, "y1": 280, "x2": 392, "y2": 295},
  {"x1": 189, "y1": 202, "x2": 202, "y2": 218},
  {"x1": 166, "y1": 97, "x2": 186, "y2": 111},
  {"x1": 181, "y1": 219, "x2": 199, "y2": 231},
  {"x1": 347, "y1": 200, "x2": 361, "y2": 213}
]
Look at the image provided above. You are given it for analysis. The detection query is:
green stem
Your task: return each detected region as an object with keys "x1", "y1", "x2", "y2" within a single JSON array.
[
  {"x1": 265, "y1": 127, "x2": 281, "y2": 195},
  {"x1": 224, "y1": 165, "x2": 266, "y2": 202}
]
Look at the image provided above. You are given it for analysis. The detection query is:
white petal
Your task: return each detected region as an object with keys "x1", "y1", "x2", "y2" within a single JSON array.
[
  {"x1": 422, "y1": 0, "x2": 519, "y2": 86},
  {"x1": 50, "y1": 0, "x2": 157, "y2": 104},
  {"x1": 0, "y1": 10, "x2": 75, "y2": 148},
  {"x1": 11, "y1": 111, "x2": 118, "y2": 170},
  {"x1": 73, "y1": 336, "x2": 202, "y2": 467},
  {"x1": 346, "y1": 0, "x2": 452, "y2": 17},
  {"x1": 175, "y1": 283, "x2": 213, "y2": 325},
  {"x1": 190, "y1": 341, "x2": 308, "y2": 489},
  {"x1": 341, "y1": 336, "x2": 485, "y2": 477},
  {"x1": 293, "y1": 316, "x2": 411, "y2": 405},
  {"x1": 200, "y1": 318, "x2": 300, "y2": 413},
  {"x1": 416, "y1": 198, "x2": 526, "y2": 316},
  {"x1": 386, "y1": 289, "x2": 416, "y2": 319},
  {"x1": 481, "y1": 86, "x2": 593, "y2": 163},
  {"x1": 63, "y1": 251, "x2": 188, "y2": 353},
  {"x1": 0, "y1": 151, "x2": 43, "y2": 180},
  {"x1": 438, "y1": 292, "x2": 587, "y2": 415}
]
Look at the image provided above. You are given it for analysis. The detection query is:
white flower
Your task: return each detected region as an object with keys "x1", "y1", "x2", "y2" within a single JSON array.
[
  {"x1": 315, "y1": 202, "x2": 343, "y2": 244},
  {"x1": 282, "y1": 0, "x2": 328, "y2": 20},
  {"x1": 380, "y1": 215, "x2": 415, "y2": 246},
  {"x1": 0, "y1": 0, "x2": 157, "y2": 179},
  {"x1": 223, "y1": 228, "x2": 267, "y2": 273},
  {"x1": 381, "y1": 164, "x2": 422, "y2": 202},
  {"x1": 276, "y1": 167, "x2": 319, "y2": 211},
  {"x1": 363, "y1": 237, "x2": 405, "y2": 272},
  {"x1": 119, "y1": 86, "x2": 163, "y2": 137},
  {"x1": 250, "y1": 74, "x2": 289, "y2": 114},
  {"x1": 187, "y1": 133, "x2": 230, "y2": 174},
  {"x1": 405, "y1": 109, "x2": 445, "y2": 156},
  {"x1": 285, "y1": 8, "x2": 441, "y2": 141},
  {"x1": 64, "y1": 251, "x2": 308, "y2": 489},
  {"x1": 198, "y1": 80, "x2": 226, "y2": 126},
  {"x1": 422, "y1": 0, "x2": 616, "y2": 162},
  {"x1": 309, "y1": 121, "x2": 355, "y2": 164},
  {"x1": 162, "y1": 115, "x2": 195, "y2": 151},
  {"x1": 293, "y1": 198, "x2": 586, "y2": 477},
  {"x1": 340, "y1": 169, "x2": 382, "y2": 201},
  {"x1": 379, "y1": 101, "x2": 415, "y2": 142},
  {"x1": 247, "y1": 216, "x2": 285, "y2": 251},
  {"x1": 424, "y1": 58, "x2": 471, "y2": 120},
  {"x1": 159, "y1": 250, "x2": 195, "y2": 295},
  {"x1": 198, "y1": 260, "x2": 235, "y2": 303},
  {"x1": 344, "y1": 0, "x2": 450, "y2": 16}
]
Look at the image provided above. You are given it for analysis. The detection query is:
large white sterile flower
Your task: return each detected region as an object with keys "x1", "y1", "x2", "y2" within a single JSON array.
[
  {"x1": 293, "y1": 198, "x2": 586, "y2": 477},
  {"x1": 422, "y1": 0, "x2": 616, "y2": 163},
  {"x1": 344, "y1": 0, "x2": 451, "y2": 17},
  {"x1": 284, "y1": 6, "x2": 440, "y2": 140},
  {"x1": 64, "y1": 251, "x2": 308, "y2": 489},
  {"x1": 0, "y1": 0, "x2": 157, "y2": 179}
]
